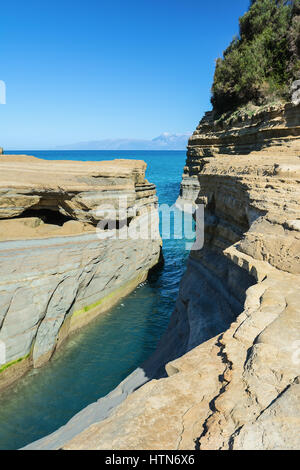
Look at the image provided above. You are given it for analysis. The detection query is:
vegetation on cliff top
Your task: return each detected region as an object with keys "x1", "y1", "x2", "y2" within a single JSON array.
[{"x1": 211, "y1": 0, "x2": 300, "y2": 115}]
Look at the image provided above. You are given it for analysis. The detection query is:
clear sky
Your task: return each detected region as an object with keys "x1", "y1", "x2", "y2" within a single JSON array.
[{"x1": 0, "y1": 0, "x2": 250, "y2": 149}]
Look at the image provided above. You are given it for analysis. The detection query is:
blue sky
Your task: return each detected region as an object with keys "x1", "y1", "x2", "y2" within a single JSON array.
[{"x1": 0, "y1": 0, "x2": 250, "y2": 149}]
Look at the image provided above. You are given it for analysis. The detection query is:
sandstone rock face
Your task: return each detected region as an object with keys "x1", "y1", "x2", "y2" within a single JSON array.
[
  {"x1": 25, "y1": 103, "x2": 300, "y2": 451},
  {"x1": 0, "y1": 156, "x2": 161, "y2": 388}
]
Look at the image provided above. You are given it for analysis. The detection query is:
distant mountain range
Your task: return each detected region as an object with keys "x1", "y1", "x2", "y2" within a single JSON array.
[{"x1": 57, "y1": 133, "x2": 191, "y2": 150}]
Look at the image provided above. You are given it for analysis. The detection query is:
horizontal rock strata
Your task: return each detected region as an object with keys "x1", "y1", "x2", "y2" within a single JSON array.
[
  {"x1": 177, "y1": 102, "x2": 300, "y2": 211},
  {"x1": 0, "y1": 156, "x2": 162, "y2": 389},
  {"x1": 0, "y1": 155, "x2": 157, "y2": 224}
]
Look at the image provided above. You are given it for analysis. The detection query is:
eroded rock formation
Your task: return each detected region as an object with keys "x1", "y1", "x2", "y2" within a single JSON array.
[
  {"x1": 0, "y1": 156, "x2": 162, "y2": 388},
  {"x1": 24, "y1": 102, "x2": 300, "y2": 450}
]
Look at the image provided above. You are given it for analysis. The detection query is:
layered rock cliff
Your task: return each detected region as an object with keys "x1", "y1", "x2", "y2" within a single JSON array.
[
  {"x1": 0, "y1": 156, "x2": 162, "y2": 389},
  {"x1": 26, "y1": 101, "x2": 300, "y2": 450}
]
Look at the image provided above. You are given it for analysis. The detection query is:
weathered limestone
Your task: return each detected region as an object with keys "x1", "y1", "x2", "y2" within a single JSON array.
[
  {"x1": 0, "y1": 156, "x2": 162, "y2": 389},
  {"x1": 177, "y1": 102, "x2": 300, "y2": 211},
  {"x1": 171, "y1": 103, "x2": 300, "y2": 450},
  {"x1": 0, "y1": 155, "x2": 157, "y2": 223}
]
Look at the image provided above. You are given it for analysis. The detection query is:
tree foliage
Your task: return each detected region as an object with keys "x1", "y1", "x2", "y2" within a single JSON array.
[{"x1": 211, "y1": 0, "x2": 300, "y2": 114}]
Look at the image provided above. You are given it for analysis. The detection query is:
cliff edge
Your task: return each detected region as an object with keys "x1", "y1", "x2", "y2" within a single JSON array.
[{"x1": 0, "y1": 155, "x2": 162, "y2": 389}]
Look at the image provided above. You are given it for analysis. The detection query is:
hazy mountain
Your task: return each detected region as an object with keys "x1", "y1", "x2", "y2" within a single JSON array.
[{"x1": 57, "y1": 133, "x2": 191, "y2": 150}]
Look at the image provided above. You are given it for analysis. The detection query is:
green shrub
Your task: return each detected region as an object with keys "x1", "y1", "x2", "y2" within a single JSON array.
[{"x1": 211, "y1": 0, "x2": 300, "y2": 115}]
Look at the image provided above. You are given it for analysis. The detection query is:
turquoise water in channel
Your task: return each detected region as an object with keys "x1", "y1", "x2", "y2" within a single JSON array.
[{"x1": 0, "y1": 150, "x2": 190, "y2": 450}]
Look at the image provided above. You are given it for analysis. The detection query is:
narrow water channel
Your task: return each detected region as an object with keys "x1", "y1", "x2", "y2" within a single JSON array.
[{"x1": 0, "y1": 150, "x2": 189, "y2": 450}]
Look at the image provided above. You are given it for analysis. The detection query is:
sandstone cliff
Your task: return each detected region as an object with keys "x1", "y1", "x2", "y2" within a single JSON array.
[
  {"x1": 0, "y1": 156, "x2": 162, "y2": 389},
  {"x1": 26, "y1": 101, "x2": 300, "y2": 450}
]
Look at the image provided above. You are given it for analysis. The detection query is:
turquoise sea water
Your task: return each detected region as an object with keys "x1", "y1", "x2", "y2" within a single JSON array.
[{"x1": 0, "y1": 150, "x2": 190, "y2": 450}]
